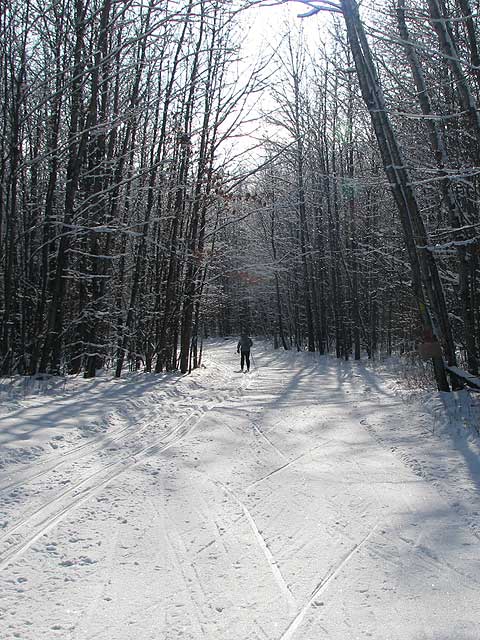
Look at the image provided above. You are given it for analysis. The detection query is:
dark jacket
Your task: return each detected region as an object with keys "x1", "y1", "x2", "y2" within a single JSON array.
[{"x1": 237, "y1": 336, "x2": 253, "y2": 352}]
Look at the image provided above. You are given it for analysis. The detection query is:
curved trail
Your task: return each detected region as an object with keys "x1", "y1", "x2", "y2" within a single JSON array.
[
  {"x1": 0, "y1": 405, "x2": 204, "y2": 570},
  {"x1": 0, "y1": 409, "x2": 161, "y2": 493},
  {"x1": 0, "y1": 362, "x2": 254, "y2": 571}
]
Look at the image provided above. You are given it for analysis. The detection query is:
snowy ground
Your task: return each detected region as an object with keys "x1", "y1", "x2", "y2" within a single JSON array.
[{"x1": 0, "y1": 340, "x2": 479, "y2": 640}]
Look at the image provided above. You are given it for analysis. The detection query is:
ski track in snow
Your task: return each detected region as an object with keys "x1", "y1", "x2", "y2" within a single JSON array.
[
  {"x1": 0, "y1": 362, "x2": 254, "y2": 571},
  {"x1": 250, "y1": 421, "x2": 288, "y2": 461},
  {"x1": 0, "y1": 407, "x2": 163, "y2": 493},
  {"x1": 278, "y1": 524, "x2": 380, "y2": 640},
  {"x1": 212, "y1": 477, "x2": 297, "y2": 614},
  {"x1": 246, "y1": 440, "x2": 334, "y2": 490}
]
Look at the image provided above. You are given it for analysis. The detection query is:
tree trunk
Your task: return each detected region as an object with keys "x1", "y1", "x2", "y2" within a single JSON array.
[
  {"x1": 397, "y1": 0, "x2": 477, "y2": 375},
  {"x1": 341, "y1": 0, "x2": 452, "y2": 390}
]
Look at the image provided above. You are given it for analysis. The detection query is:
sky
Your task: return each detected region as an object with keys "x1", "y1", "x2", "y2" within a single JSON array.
[{"x1": 217, "y1": 1, "x2": 334, "y2": 173}]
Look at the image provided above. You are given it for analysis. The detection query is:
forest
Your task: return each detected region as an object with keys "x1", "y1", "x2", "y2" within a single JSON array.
[{"x1": 0, "y1": 0, "x2": 479, "y2": 392}]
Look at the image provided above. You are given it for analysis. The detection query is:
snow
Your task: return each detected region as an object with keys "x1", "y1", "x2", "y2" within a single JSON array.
[{"x1": 1, "y1": 341, "x2": 479, "y2": 639}]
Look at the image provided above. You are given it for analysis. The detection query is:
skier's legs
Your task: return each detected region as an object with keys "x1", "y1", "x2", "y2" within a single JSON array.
[
  {"x1": 240, "y1": 352, "x2": 245, "y2": 370},
  {"x1": 245, "y1": 351, "x2": 250, "y2": 371}
]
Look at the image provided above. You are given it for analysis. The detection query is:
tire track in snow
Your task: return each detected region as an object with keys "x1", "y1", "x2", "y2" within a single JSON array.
[
  {"x1": 278, "y1": 524, "x2": 379, "y2": 640},
  {"x1": 213, "y1": 479, "x2": 296, "y2": 613},
  {"x1": 0, "y1": 372, "x2": 254, "y2": 571}
]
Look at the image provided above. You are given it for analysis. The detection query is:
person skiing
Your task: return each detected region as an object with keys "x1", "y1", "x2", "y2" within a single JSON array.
[{"x1": 237, "y1": 333, "x2": 253, "y2": 372}]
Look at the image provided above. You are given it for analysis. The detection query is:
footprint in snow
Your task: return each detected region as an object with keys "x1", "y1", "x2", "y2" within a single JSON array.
[{"x1": 60, "y1": 556, "x2": 97, "y2": 567}]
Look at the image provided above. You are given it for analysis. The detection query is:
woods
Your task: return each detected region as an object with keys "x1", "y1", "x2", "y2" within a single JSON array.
[
  {"x1": 0, "y1": 0, "x2": 261, "y2": 377},
  {"x1": 1, "y1": 0, "x2": 479, "y2": 390},
  {"x1": 214, "y1": 0, "x2": 480, "y2": 391}
]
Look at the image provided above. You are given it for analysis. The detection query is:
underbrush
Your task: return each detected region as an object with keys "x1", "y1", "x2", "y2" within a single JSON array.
[{"x1": 0, "y1": 373, "x2": 69, "y2": 402}]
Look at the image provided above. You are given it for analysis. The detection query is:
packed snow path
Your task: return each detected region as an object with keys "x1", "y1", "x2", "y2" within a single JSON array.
[{"x1": 1, "y1": 342, "x2": 479, "y2": 639}]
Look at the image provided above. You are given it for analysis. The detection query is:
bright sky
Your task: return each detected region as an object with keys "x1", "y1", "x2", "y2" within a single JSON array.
[
  {"x1": 218, "y1": 1, "x2": 333, "y2": 173},
  {"x1": 242, "y1": 1, "x2": 329, "y2": 55}
]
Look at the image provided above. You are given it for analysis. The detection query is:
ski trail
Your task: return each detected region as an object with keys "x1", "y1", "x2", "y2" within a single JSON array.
[
  {"x1": 278, "y1": 524, "x2": 379, "y2": 640},
  {"x1": 251, "y1": 421, "x2": 287, "y2": 460},
  {"x1": 195, "y1": 514, "x2": 244, "y2": 556},
  {"x1": 0, "y1": 408, "x2": 164, "y2": 493},
  {"x1": 214, "y1": 479, "x2": 296, "y2": 613},
  {"x1": 0, "y1": 357, "x2": 258, "y2": 571},
  {"x1": 163, "y1": 514, "x2": 210, "y2": 638},
  {"x1": 0, "y1": 391, "x2": 244, "y2": 571},
  {"x1": 0, "y1": 463, "x2": 130, "y2": 572},
  {"x1": 246, "y1": 441, "x2": 333, "y2": 491},
  {"x1": 0, "y1": 404, "x2": 206, "y2": 543}
]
